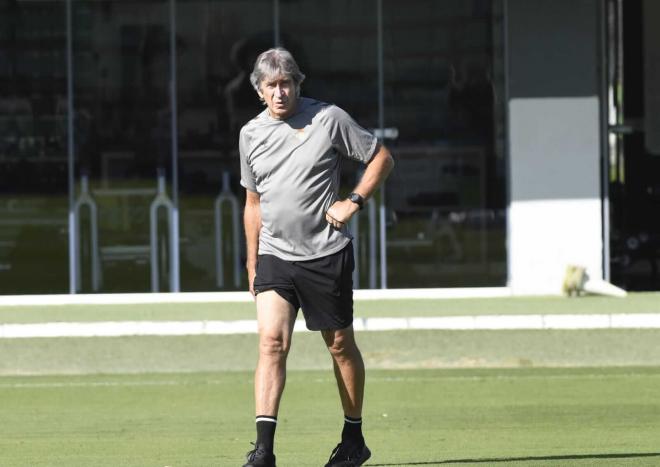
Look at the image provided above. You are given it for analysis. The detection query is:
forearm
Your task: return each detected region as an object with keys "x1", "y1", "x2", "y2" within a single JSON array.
[
  {"x1": 325, "y1": 144, "x2": 394, "y2": 227},
  {"x1": 352, "y1": 143, "x2": 395, "y2": 200}
]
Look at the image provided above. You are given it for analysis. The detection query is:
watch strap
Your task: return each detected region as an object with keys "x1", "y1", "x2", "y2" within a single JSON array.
[{"x1": 348, "y1": 192, "x2": 365, "y2": 210}]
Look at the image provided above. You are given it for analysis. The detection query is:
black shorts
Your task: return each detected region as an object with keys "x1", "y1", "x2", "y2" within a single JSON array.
[{"x1": 253, "y1": 242, "x2": 355, "y2": 331}]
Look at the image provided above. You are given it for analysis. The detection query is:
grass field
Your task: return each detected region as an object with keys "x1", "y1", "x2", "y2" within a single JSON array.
[
  {"x1": 1, "y1": 368, "x2": 659, "y2": 466},
  {"x1": 1, "y1": 294, "x2": 660, "y2": 465}
]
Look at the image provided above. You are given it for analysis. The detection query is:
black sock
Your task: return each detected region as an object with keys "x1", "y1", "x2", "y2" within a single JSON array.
[
  {"x1": 255, "y1": 415, "x2": 277, "y2": 451},
  {"x1": 341, "y1": 415, "x2": 364, "y2": 447}
]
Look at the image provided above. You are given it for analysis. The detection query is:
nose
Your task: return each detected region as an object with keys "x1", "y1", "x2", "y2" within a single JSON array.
[{"x1": 275, "y1": 84, "x2": 286, "y2": 97}]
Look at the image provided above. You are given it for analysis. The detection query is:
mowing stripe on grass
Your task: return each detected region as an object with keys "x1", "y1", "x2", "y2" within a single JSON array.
[
  {"x1": 0, "y1": 287, "x2": 512, "y2": 307},
  {"x1": 2, "y1": 313, "x2": 660, "y2": 338},
  {"x1": 3, "y1": 370, "x2": 660, "y2": 389}
]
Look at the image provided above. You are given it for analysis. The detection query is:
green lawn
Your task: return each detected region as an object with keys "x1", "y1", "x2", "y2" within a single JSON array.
[
  {"x1": 2, "y1": 296, "x2": 659, "y2": 465},
  {"x1": 3, "y1": 328, "x2": 660, "y2": 375},
  {"x1": 1, "y1": 368, "x2": 659, "y2": 466},
  {"x1": 1, "y1": 292, "x2": 659, "y2": 324}
]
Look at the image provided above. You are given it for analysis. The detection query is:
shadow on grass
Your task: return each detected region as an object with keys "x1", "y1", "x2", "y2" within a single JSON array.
[{"x1": 367, "y1": 452, "x2": 660, "y2": 466}]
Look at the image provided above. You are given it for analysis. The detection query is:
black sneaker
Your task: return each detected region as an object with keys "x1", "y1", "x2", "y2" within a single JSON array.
[
  {"x1": 324, "y1": 442, "x2": 371, "y2": 467},
  {"x1": 243, "y1": 443, "x2": 276, "y2": 467}
]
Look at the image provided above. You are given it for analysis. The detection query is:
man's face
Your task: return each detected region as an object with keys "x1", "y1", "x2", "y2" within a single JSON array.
[{"x1": 258, "y1": 74, "x2": 297, "y2": 120}]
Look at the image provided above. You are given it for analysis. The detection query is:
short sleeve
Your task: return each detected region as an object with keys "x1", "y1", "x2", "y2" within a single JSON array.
[
  {"x1": 239, "y1": 128, "x2": 257, "y2": 192},
  {"x1": 320, "y1": 105, "x2": 378, "y2": 164}
]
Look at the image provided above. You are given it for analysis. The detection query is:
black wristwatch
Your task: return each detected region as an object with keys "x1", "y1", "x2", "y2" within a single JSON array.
[{"x1": 347, "y1": 192, "x2": 365, "y2": 210}]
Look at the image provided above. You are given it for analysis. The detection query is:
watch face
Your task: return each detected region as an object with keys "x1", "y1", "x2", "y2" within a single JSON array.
[{"x1": 349, "y1": 193, "x2": 364, "y2": 207}]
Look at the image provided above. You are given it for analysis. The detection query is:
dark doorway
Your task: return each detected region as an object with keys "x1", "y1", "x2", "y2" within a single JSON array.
[{"x1": 608, "y1": 0, "x2": 660, "y2": 290}]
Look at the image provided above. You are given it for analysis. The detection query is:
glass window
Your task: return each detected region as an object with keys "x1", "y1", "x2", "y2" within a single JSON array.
[
  {"x1": 0, "y1": 1, "x2": 68, "y2": 294},
  {"x1": 72, "y1": 0, "x2": 172, "y2": 292},
  {"x1": 279, "y1": 0, "x2": 378, "y2": 128},
  {"x1": 383, "y1": 0, "x2": 506, "y2": 287},
  {"x1": 0, "y1": 0, "x2": 508, "y2": 295},
  {"x1": 176, "y1": 0, "x2": 272, "y2": 291}
]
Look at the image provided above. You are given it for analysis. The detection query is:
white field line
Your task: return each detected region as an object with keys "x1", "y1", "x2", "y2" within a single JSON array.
[
  {"x1": 1, "y1": 314, "x2": 660, "y2": 339},
  {"x1": 0, "y1": 287, "x2": 513, "y2": 307},
  {"x1": 2, "y1": 372, "x2": 660, "y2": 390}
]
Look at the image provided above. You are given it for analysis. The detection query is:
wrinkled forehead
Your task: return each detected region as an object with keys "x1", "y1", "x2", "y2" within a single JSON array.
[{"x1": 259, "y1": 73, "x2": 294, "y2": 90}]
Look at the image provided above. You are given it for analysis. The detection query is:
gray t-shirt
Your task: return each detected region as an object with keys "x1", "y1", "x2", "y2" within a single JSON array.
[{"x1": 239, "y1": 97, "x2": 378, "y2": 260}]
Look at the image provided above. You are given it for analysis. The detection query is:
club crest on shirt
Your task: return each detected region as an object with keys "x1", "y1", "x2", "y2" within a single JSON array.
[{"x1": 294, "y1": 127, "x2": 308, "y2": 141}]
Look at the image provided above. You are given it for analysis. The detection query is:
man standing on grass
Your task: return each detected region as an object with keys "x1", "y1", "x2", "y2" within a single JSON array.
[{"x1": 239, "y1": 48, "x2": 394, "y2": 467}]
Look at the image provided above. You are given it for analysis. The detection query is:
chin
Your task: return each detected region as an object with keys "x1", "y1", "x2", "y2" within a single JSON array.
[{"x1": 274, "y1": 110, "x2": 291, "y2": 119}]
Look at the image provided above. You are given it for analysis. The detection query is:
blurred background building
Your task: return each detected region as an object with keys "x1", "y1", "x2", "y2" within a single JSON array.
[{"x1": 0, "y1": 0, "x2": 657, "y2": 295}]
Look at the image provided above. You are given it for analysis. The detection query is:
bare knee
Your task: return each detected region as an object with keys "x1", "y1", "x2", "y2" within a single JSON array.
[
  {"x1": 324, "y1": 330, "x2": 358, "y2": 360},
  {"x1": 259, "y1": 333, "x2": 291, "y2": 361}
]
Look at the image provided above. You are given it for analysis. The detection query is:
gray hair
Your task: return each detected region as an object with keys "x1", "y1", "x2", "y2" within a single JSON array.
[{"x1": 249, "y1": 48, "x2": 305, "y2": 100}]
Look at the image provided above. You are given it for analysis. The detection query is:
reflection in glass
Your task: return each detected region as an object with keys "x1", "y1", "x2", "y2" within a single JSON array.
[
  {"x1": 0, "y1": 0, "x2": 509, "y2": 295},
  {"x1": 383, "y1": 0, "x2": 506, "y2": 287},
  {"x1": 0, "y1": 1, "x2": 68, "y2": 293},
  {"x1": 72, "y1": 0, "x2": 172, "y2": 292},
  {"x1": 176, "y1": 0, "x2": 272, "y2": 291}
]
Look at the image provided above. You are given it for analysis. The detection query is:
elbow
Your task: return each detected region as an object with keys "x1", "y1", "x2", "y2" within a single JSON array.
[
  {"x1": 374, "y1": 144, "x2": 395, "y2": 171},
  {"x1": 384, "y1": 151, "x2": 395, "y2": 175},
  {"x1": 387, "y1": 153, "x2": 395, "y2": 171}
]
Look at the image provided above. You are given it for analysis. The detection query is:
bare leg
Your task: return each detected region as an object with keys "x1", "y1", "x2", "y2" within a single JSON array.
[
  {"x1": 322, "y1": 325, "x2": 365, "y2": 418},
  {"x1": 255, "y1": 291, "x2": 296, "y2": 416}
]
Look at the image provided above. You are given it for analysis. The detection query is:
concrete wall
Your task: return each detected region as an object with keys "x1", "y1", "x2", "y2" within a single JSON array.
[{"x1": 506, "y1": 0, "x2": 604, "y2": 294}]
